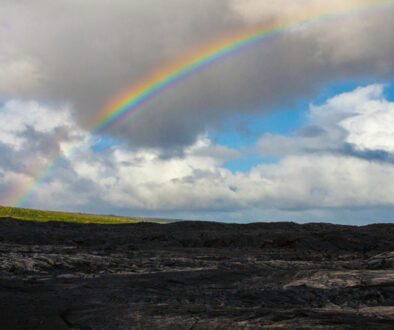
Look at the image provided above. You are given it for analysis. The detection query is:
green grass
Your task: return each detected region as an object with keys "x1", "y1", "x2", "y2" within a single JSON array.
[{"x1": 0, "y1": 206, "x2": 168, "y2": 224}]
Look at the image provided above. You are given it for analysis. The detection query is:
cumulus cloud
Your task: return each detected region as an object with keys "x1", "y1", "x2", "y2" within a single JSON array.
[
  {"x1": 0, "y1": 99, "x2": 242, "y2": 209},
  {"x1": 0, "y1": 0, "x2": 393, "y2": 149},
  {"x1": 339, "y1": 90, "x2": 394, "y2": 153},
  {"x1": 257, "y1": 85, "x2": 394, "y2": 161},
  {"x1": 0, "y1": 100, "x2": 84, "y2": 189},
  {"x1": 0, "y1": 100, "x2": 84, "y2": 205},
  {"x1": 0, "y1": 100, "x2": 77, "y2": 150},
  {"x1": 2, "y1": 85, "x2": 394, "y2": 224}
]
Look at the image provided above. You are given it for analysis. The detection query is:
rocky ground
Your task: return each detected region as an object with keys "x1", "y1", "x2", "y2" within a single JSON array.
[{"x1": 0, "y1": 218, "x2": 393, "y2": 329}]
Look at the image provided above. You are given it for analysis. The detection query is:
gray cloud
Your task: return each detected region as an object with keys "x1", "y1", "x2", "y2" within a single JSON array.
[
  {"x1": 0, "y1": 0, "x2": 393, "y2": 150},
  {"x1": 296, "y1": 126, "x2": 327, "y2": 138}
]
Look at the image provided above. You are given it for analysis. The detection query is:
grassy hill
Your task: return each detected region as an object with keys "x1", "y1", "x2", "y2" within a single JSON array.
[{"x1": 0, "y1": 206, "x2": 169, "y2": 224}]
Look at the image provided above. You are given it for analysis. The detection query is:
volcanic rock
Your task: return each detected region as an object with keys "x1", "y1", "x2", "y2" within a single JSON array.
[{"x1": 0, "y1": 218, "x2": 393, "y2": 329}]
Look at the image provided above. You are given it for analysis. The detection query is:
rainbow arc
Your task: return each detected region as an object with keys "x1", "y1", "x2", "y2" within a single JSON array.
[{"x1": 12, "y1": 0, "x2": 394, "y2": 207}]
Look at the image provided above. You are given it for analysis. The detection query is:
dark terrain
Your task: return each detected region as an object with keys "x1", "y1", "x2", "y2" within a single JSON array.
[{"x1": 0, "y1": 218, "x2": 393, "y2": 329}]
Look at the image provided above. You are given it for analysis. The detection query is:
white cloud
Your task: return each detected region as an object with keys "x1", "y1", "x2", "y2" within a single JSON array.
[
  {"x1": 245, "y1": 155, "x2": 394, "y2": 209},
  {"x1": 339, "y1": 89, "x2": 394, "y2": 153},
  {"x1": 1, "y1": 86, "x2": 394, "y2": 223},
  {"x1": 0, "y1": 100, "x2": 78, "y2": 150},
  {"x1": 312, "y1": 84, "x2": 394, "y2": 154},
  {"x1": 257, "y1": 84, "x2": 394, "y2": 157}
]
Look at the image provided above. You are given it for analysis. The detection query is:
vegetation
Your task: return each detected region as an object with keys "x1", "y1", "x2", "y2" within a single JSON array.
[{"x1": 0, "y1": 206, "x2": 168, "y2": 224}]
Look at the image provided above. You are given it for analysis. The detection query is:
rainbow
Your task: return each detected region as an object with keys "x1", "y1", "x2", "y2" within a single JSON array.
[{"x1": 12, "y1": 0, "x2": 394, "y2": 207}]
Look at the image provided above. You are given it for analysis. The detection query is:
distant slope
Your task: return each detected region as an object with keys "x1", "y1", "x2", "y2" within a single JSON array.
[{"x1": 0, "y1": 206, "x2": 172, "y2": 224}]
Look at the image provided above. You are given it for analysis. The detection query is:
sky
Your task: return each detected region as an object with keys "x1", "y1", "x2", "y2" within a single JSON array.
[{"x1": 0, "y1": 0, "x2": 394, "y2": 224}]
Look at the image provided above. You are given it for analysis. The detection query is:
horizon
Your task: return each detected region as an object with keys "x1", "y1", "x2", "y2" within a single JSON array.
[{"x1": 1, "y1": 204, "x2": 392, "y2": 226}]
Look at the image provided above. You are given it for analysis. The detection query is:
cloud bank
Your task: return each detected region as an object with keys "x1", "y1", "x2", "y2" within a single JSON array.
[
  {"x1": 0, "y1": 0, "x2": 393, "y2": 149},
  {"x1": 1, "y1": 85, "x2": 394, "y2": 223}
]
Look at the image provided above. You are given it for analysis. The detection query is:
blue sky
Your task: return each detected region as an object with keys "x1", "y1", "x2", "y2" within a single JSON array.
[
  {"x1": 213, "y1": 79, "x2": 394, "y2": 173},
  {"x1": 212, "y1": 107, "x2": 306, "y2": 172}
]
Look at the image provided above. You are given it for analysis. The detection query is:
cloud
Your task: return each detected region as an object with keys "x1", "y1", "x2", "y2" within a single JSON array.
[
  {"x1": 0, "y1": 100, "x2": 77, "y2": 150},
  {"x1": 340, "y1": 94, "x2": 394, "y2": 153},
  {"x1": 122, "y1": 86, "x2": 394, "y2": 213},
  {"x1": 257, "y1": 85, "x2": 394, "y2": 161},
  {"x1": 0, "y1": 0, "x2": 393, "y2": 149},
  {"x1": 82, "y1": 86, "x2": 394, "y2": 214},
  {"x1": 2, "y1": 85, "x2": 394, "y2": 223},
  {"x1": 0, "y1": 99, "x2": 86, "y2": 205},
  {"x1": 0, "y1": 99, "x2": 241, "y2": 210}
]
